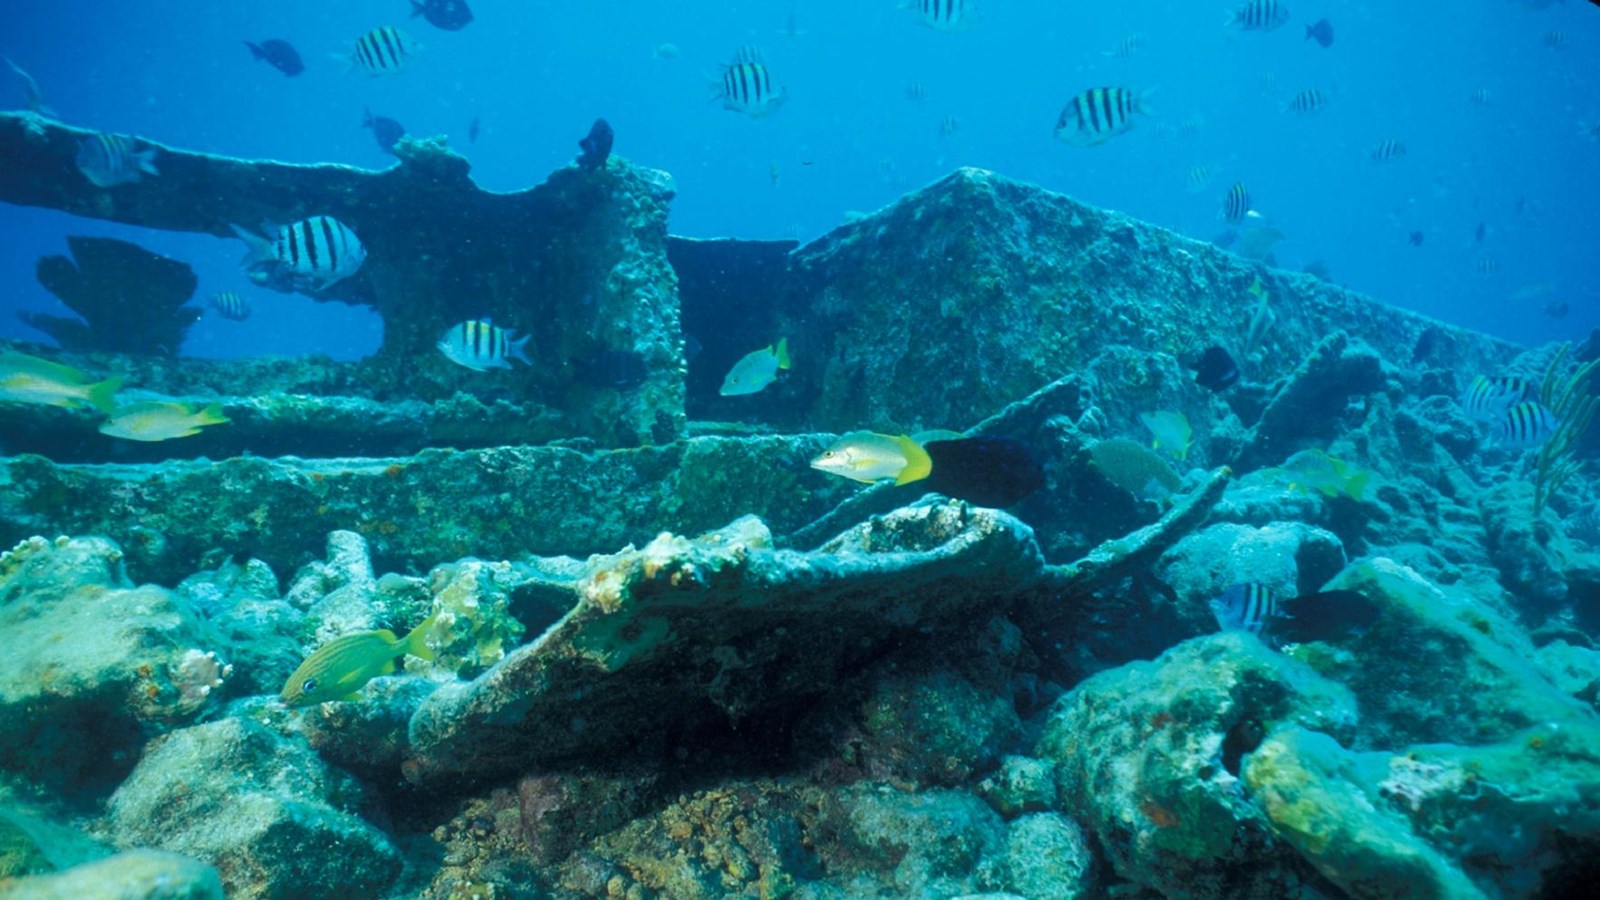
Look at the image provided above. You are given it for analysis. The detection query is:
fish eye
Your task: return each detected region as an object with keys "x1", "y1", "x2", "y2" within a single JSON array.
[{"x1": 300, "y1": 677, "x2": 317, "y2": 694}]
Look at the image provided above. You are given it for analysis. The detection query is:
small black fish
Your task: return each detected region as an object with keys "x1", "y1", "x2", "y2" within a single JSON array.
[
  {"x1": 1544, "y1": 300, "x2": 1569, "y2": 319},
  {"x1": 578, "y1": 118, "x2": 614, "y2": 171},
  {"x1": 1407, "y1": 230, "x2": 1424, "y2": 247},
  {"x1": 572, "y1": 350, "x2": 649, "y2": 390},
  {"x1": 468, "y1": 116, "x2": 480, "y2": 143},
  {"x1": 411, "y1": 0, "x2": 474, "y2": 31},
  {"x1": 1192, "y1": 346, "x2": 1240, "y2": 392},
  {"x1": 245, "y1": 39, "x2": 304, "y2": 77},
  {"x1": 1265, "y1": 590, "x2": 1382, "y2": 644},
  {"x1": 363, "y1": 108, "x2": 406, "y2": 154},
  {"x1": 922, "y1": 437, "x2": 1045, "y2": 508},
  {"x1": 1475, "y1": 222, "x2": 1486, "y2": 243},
  {"x1": 1304, "y1": 18, "x2": 1334, "y2": 49}
]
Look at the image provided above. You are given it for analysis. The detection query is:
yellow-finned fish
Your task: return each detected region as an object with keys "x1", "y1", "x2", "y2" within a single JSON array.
[
  {"x1": 720, "y1": 338, "x2": 791, "y2": 396},
  {"x1": 98, "y1": 401, "x2": 228, "y2": 442},
  {"x1": 809, "y1": 431, "x2": 934, "y2": 485},
  {"x1": 0, "y1": 352, "x2": 122, "y2": 412},
  {"x1": 1139, "y1": 411, "x2": 1192, "y2": 462},
  {"x1": 281, "y1": 610, "x2": 440, "y2": 706}
]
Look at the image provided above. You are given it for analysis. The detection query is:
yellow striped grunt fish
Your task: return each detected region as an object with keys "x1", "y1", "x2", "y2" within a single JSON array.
[{"x1": 281, "y1": 609, "x2": 440, "y2": 706}]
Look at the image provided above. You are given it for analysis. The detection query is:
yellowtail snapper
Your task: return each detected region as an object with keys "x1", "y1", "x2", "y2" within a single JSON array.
[
  {"x1": 720, "y1": 338, "x2": 790, "y2": 396},
  {"x1": 438, "y1": 319, "x2": 532, "y2": 372},
  {"x1": 350, "y1": 26, "x2": 421, "y2": 76},
  {"x1": 811, "y1": 431, "x2": 1044, "y2": 508},
  {"x1": 232, "y1": 215, "x2": 366, "y2": 294},
  {"x1": 904, "y1": 0, "x2": 979, "y2": 33},
  {"x1": 1055, "y1": 87, "x2": 1151, "y2": 147},
  {"x1": 0, "y1": 351, "x2": 122, "y2": 412},
  {"x1": 99, "y1": 401, "x2": 228, "y2": 442},
  {"x1": 210, "y1": 291, "x2": 250, "y2": 322},
  {"x1": 1228, "y1": 0, "x2": 1290, "y2": 32},
  {"x1": 76, "y1": 133, "x2": 158, "y2": 188}
]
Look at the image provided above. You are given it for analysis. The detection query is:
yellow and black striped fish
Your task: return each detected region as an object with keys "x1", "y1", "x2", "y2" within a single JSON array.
[
  {"x1": 720, "y1": 61, "x2": 786, "y2": 118},
  {"x1": 210, "y1": 291, "x2": 250, "y2": 322},
  {"x1": 1222, "y1": 182, "x2": 1258, "y2": 223},
  {"x1": 1459, "y1": 374, "x2": 1531, "y2": 422},
  {"x1": 1284, "y1": 88, "x2": 1329, "y2": 115},
  {"x1": 351, "y1": 26, "x2": 421, "y2": 76},
  {"x1": 1369, "y1": 139, "x2": 1406, "y2": 162},
  {"x1": 1476, "y1": 258, "x2": 1500, "y2": 276},
  {"x1": 1228, "y1": 0, "x2": 1290, "y2": 32},
  {"x1": 1055, "y1": 87, "x2": 1150, "y2": 147},
  {"x1": 1470, "y1": 88, "x2": 1492, "y2": 107},
  {"x1": 906, "y1": 0, "x2": 979, "y2": 33},
  {"x1": 1497, "y1": 401, "x2": 1558, "y2": 449},
  {"x1": 437, "y1": 319, "x2": 532, "y2": 372}
]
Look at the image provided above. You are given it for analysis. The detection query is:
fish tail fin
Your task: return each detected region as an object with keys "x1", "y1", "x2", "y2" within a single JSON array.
[
  {"x1": 85, "y1": 375, "x2": 123, "y2": 413},
  {"x1": 508, "y1": 333, "x2": 533, "y2": 366},
  {"x1": 1135, "y1": 88, "x2": 1156, "y2": 116},
  {"x1": 244, "y1": 41, "x2": 263, "y2": 60},
  {"x1": 892, "y1": 435, "x2": 933, "y2": 485},
  {"x1": 1345, "y1": 471, "x2": 1370, "y2": 503},
  {"x1": 775, "y1": 337, "x2": 791, "y2": 370},
  {"x1": 195, "y1": 403, "x2": 229, "y2": 426},
  {"x1": 410, "y1": 0, "x2": 425, "y2": 17},
  {"x1": 230, "y1": 223, "x2": 276, "y2": 267},
  {"x1": 135, "y1": 147, "x2": 159, "y2": 176},
  {"x1": 403, "y1": 608, "x2": 440, "y2": 661}
]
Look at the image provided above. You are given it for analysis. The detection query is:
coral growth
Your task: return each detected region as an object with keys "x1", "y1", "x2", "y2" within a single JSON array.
[{"x1": 23, "y1": 236, "x2": 200, "y2": 356}]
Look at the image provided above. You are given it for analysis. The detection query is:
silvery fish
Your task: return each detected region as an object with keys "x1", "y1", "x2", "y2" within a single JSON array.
[
  {"x1": 1228, "y1": 0, "x2": 1290, "y2": 32},
  {"x1": 76, "y1": 133, "x2": 159, "y2": 188},
  {"x1": 1055, "y1": 87, "x2": 1151, "y2": 147},
  {"x1": 1210, "y1": 583, "x2": 1279, "y2": 634},
  {"x1": 99, "y1": 401, "x2": 229, "y2": 442},
  {"x1": 720, "y1": 338, "x2": 790, "y2": 396},
  {"x1": 232, "y1": 215, "x2": 367, "y2": 294},
  {"x1": 719, "y1": 61, "x2": 787, "y2": 118},
  {"x1": 210, "y1": 291, "x2": 251, "y2": 322},
  {"x1": 0, "y1": 351, "x2": 121, "y2": 412},
  {"x1": 904, "y1": 0, "x2": 979, "y2": 32},
  {"x1": 438, "y1": 319, "x2": 532, "y2": 371},
  {"x1": 350, "y1": 26, "x2": 422, "y2": 76}
]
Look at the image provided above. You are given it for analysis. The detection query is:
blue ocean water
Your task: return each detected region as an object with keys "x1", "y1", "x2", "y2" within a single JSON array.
[{"x1": 0, "y1": 0, "x2": 1596, "y2": 359}]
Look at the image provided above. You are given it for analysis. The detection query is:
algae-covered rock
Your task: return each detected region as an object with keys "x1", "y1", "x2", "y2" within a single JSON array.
[
  {"x1": 856, "y1": 670, "x2": 1021, "y2": 788},
  {"x1": 976, "y1": 756, "x2": 1056, "y2": 820},
  {"x1": 1314, "y1": 557, "x2": 1594, "y2": 746},
  {"x1": 1243, "y1": 727, "x2": 1487, "y2": 899},
  {"x1": 0, "y1": 436, "x2": 852, "y2": 587},
  {"x1": 1035, "y1": 632, "x2": 1357, "y2": 896},
  {"x1": 0, "y1": 849, "x2": 223, "y2": 900},
  {"x1": 0, "y1": 536, "x2": 230, "y2": 796},
  {"x1": 106, "y1": 718, "x2": 400, "y2": 900},
  {"x1": 1000, "y1": 813, "x2": 1094, "y2": 900},
  {"x1": 405, "y1": 503, "x2": 1046, "y2": 785},
  {"x1": 424, "y1": 559, "x2": 528, "y2": 678}
]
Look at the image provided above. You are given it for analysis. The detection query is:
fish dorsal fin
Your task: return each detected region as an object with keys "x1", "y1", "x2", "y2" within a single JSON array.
[{"x1": 892, "y1": 435, "x2": 933, "y2": 485}]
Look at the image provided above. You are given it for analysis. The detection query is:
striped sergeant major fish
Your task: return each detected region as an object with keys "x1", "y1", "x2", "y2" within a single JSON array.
[
  {"x1": 1228, "y1": 0, "x2": 1290, "y2": 32},
  {"x1": 210, "y1": 291, "x2": 251, "y2": 322},
  {"x1": 350, "y1": 26, "x2": 421, "y2": 76},
  {"x1": 1497, "y1": 401, "x2": 1559, "y2": 449},
  {"x1": 231, "y1": 215, "x2": 367, "y2": 294},
  {"x1": 719, "y1": 61, "x2": 786, "y2": 118},
  {"x1": 904, "y1": 0, "x2": 979, "y2": 33},
  {"x1": 1222, "y1": 182, "x2": 1260, "y2": 223},
  {"x1": 437, "y1": 319, "x2": 532, "y2": 372},
  {"x1": 1459, "y1": 374, "x2": 1532, "y2": 422},
  {"x1": 1054, "y1": 87, "x2": 1151, "y2": 147},
  {"x1": 1284, "y1": 88, "x2": 1329, "y2": 115},
  {"x1": 76, "y1": 133, "x2": 159, "y2": 188},
  {"x1": 1210, "y1": 583, "x2": 1278, "y2": 634},
  {"x1": 1370, "y1": 139, "x2": 1406, "y2": 162}
]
